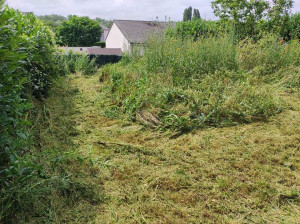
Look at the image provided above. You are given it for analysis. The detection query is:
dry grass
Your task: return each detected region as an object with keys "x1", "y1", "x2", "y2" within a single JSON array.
[{"x1": 35, "y1": 73, "x2": 300, "y2": 223}]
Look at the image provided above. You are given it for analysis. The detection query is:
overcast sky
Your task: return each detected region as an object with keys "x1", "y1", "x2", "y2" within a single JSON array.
[{"x1": 5, "y1": 0, "x2": 300, "y2": 21}]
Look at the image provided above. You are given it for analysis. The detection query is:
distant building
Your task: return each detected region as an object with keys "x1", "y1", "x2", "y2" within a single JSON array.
[
  {"x1": 106, "y1": 20, "x2": 175, "y2": 54},
  {"x1": 100, "y1": 24, "x2": 109, "y2": 42}
]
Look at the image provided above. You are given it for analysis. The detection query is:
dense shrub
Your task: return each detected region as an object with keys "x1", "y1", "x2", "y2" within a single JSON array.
[
  {"x1": 168, "y1": 12, "x2": 300, "y2": 42},
  {"x1": 238, "y1": 35, "x2": 300, "y2": 75},
  {"x1": 93, "y1": 41, "x2": 106, "y2": 48},
  {"x1": 0, "y1": 2, "x2": 68, "y2": 220},
  {"x1": 89, "y1": 54, "x2": 122, "y2": 67},
  {"x1": 0, "y1": 7, "x2": 58, "y2": 97},
  {"x1": 289, "y1": 13, "x2": 300, "y2": 40},
  {"x1": 166, "y1": 19, "x2": 222, "y2": 40},
  {"x1": 57, "y1": 15, "x2": 102, "y2": 47}
]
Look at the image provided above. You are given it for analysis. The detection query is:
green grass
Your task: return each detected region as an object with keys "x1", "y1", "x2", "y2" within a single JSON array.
[
  {"x1": 2, "y1": 75, "x2": 105, "y2": 223},
  {"x1": 100, "y1": 34, "x2": 300, "y2": 131},
  {"x1": 5, "y1": 34, "x2": 300, "y2": 223},
  {"x1": 23, "y1": 73, "x2": 299, "y2": 223}
]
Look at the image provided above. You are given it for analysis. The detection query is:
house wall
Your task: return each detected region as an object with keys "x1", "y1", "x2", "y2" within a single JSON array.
[{"x1": 106, "y1": 23, "x2": 130, "y2": 52}]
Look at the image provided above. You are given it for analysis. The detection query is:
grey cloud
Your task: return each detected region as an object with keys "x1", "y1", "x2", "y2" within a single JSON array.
[
  {"x1": 5, "y1": 0, "x2": 300, "y2": 21},
  {"x1": 5, "y1": 0, "x2": 216, "y2": 20}
]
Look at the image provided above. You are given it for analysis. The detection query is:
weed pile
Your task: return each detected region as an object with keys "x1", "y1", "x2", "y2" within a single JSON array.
[{"x1": 102, "y1": 34, "x2": 300, "y2": 131}]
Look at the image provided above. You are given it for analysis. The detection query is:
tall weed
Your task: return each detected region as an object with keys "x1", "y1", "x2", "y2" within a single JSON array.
[
  {"x1": 144, "y1": 34, "x2": 238, "y2": 84},
  {"x1": 238, "y1": 35, "x2": 300, "y2": 75},
  {"x1": 59, "y1": 52, "x2": 97, "y2": 75},
  {"x1": 101, "y1": 33, "x2": 298, "y2": 130}
]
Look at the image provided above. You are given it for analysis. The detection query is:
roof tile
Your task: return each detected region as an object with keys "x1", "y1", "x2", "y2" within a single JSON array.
[{"x1": 114, "y1": 20, "x2": 175, "y2": 43}]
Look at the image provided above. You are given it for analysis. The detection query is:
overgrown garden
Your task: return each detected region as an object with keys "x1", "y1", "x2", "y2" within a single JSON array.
[
  {"x1": 100, "y1": 1, "x2": 300, "y2": 132},
  {"x1": 1, "y1": 0, "x2": 300, "y2": 222}
]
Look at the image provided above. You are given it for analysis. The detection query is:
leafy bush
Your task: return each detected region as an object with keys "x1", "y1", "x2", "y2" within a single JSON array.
[
  {"x1": 0, "y1": 2, "x2": 73, "y2": 221},
  {"x1": 238, "y1": 35, "x2": 300, "y2": 75},
  {"x1": 55, "y1": 54, "x2": 71, "y2": 75},
  {"x1": 289, "y1": 13, "x2": 300, "y2": 40},
  {"x1": 0, "y1": 2, "x2": 57, "y2": 176},
  {"x1": 94, "y1": 41, "x2": 106, "y2": 48},
  {"x1": 82, "y1": 58, "x2": 97, "y2": 75},
  {"x1": 0, "y1": 8, "x2": 58, "y2": 97},
  {"x1": 90, "y1": 54, "x2": 122, "y2": 67},
  {"x1": 166, "y1": 19, "x2": 229, "y2": 40}
]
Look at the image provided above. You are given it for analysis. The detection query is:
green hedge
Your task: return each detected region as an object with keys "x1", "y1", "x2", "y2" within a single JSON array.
[
  {"x1": 0, "y1": 2, "x2": 62, "y2": 220},
  {"x1": 89, "y1": 54, "x2": 122, "y2": 67},
  {"x1": 93, "y1": 41, "x2": 106, "y2": 48}
]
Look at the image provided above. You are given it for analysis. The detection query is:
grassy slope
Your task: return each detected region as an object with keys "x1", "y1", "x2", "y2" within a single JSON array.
[{"x1": 37, "y1": 73, "x2": 299, "y2": 223}]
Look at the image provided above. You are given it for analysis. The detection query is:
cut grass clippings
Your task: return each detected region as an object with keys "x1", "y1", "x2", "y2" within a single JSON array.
[{"x1": 28, "y1": 73, "x2": 300, "y2": 223}]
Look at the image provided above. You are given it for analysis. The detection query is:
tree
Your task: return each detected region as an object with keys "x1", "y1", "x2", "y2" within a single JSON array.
[
  {"x1": 193, "y1": 9, "x2": 201, "y2": 20},
  {"x1": 269, "y1": 0, "x2": 293, "y2": 21},
  {"x1": 211, "y1": 0, "x2": 270, "y2": 23},
  {"x1": 38, "y1": 14, "x2": 67, "y2": 32},
  {"x1": 211, "y1": 0, "x2": 270, "y2": 38},
  {"x1": 289, "y1": 13, "x2": 300, "y2": 40},
  {"x1": 183, "y1": 6, "x2": 193, "y2": 21},
  {"x1": 211, "y1": 0, "x2": 296, "y2": 40},
  {"x1": 57, "y1": 15, "x2": 102, "y2": 46},
  {"x1": 267, "y1": 0, "x2": 294, "y2": 39},
  {"x1": 95, "y1": 17, "x2": 113, "y2": 28}
]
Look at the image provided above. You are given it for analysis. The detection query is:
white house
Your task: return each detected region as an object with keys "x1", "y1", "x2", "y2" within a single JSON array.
[{"x1": 106, "y1": 20, "x2": 174, "y2": 54}]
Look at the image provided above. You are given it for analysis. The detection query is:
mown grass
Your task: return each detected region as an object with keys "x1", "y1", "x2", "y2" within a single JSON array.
[
  {"x1": 41, "y1": 73, "x2": 299, "y2": 223},
  {"x1": 69, "y1": 34, "x2": 300, "y2": 223},
  {"x1": 9, "y1": 34, "x2": 299, "y2": 223},
  {"x1": 2, "y1": 76, "x2": 105, "y2": 223},
  {"x1": 7, "y1": 70, "x2": 297, "y2": 223}
]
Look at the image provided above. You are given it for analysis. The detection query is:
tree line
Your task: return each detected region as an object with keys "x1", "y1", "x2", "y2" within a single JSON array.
[
  {"x1": 181, "y1": 0, "x2": 299, "y2": 41},
  {"x1": 38, "y1": 14, "x2": 112, "y2": 47},
  {"x1": 183, "y1": 6, "x2": 201, "y2": 21}
]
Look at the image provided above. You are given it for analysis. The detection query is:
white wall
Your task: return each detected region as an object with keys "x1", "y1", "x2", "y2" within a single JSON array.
[{"x1": 106, "y1": 23, "x2": 130, "y2": 52}]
